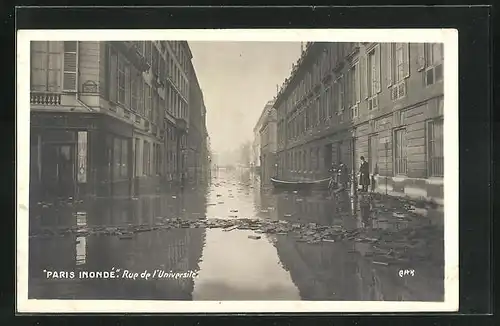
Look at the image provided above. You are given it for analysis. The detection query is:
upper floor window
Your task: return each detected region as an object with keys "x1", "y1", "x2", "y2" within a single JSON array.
[
  {"x1": 347, "y1": 61, "x2": 360, "y2": 118},
  {"x1": 388, "y1": 43, "x2": 409, "y2": 100},
  {"x1": 418, "y1": 43, "x2": 444, "y2": 86}
]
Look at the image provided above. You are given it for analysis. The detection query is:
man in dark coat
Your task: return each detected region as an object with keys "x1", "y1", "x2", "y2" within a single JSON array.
[{"x1": 359, "y1": 156, "x2": 370, "y2": 192}]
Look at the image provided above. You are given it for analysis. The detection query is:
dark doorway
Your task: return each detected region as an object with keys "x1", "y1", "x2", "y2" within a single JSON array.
[{"x1": 41, "y1": 143, "x2": 76, "y2": 198}]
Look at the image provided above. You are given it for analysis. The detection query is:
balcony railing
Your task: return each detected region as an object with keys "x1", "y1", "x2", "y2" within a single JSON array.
[{"x1": 30, "y1": 92, "x2": 62, "y2": 105}]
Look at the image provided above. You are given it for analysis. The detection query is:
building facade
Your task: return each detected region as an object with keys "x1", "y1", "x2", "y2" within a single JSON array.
[
  {"x1": 252, "y1": 100, "x2": 275, "y2": 178},
  {"x1": 29, "y1": 40, "x2": 208, "y2": 200},
  {"x1": 186, "y1": 60, "x2": 210, "y2": 184},
  {"x1": 259, "y1": 106, "x2": 278, "y2": 186},
  {"x1": 275, "y1": 42, "x2": 444, "y2": 203}
]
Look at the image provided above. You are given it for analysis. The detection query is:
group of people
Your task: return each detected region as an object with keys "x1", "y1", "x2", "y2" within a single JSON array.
[{"x1": 328, "y1": 156, "x2": 371, "y2": 193}]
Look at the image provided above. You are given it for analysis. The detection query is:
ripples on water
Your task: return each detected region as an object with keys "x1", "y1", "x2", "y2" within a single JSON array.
[{"x1": 29, "y1": 168, "x2": 444, "y2": 301}]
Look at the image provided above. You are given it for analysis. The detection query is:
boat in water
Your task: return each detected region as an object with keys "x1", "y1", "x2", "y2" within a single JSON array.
[{"x1": 270, "y1": 177, "x2": 331, "y2": 191}]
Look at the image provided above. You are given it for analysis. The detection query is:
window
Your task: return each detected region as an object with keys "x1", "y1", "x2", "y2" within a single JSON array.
[
  {"x1": 366, "y1": 49, "x2": 380, "y2": 110},
  {"x1": 63, "y1": 41, "x2": 78, "y2": 92},
  {"x1": 388, "y1": 43, "x2": 409, "y2": 100},
  {"x1": 144, "y1": 41, "x2": 152, "y2": 66},
  {"x1": 117, "y1": 55, "x2": 126, "y2": 104},
  {"x1": 368, "y1": 134, "x2": 379, "y2": 174},
  {"x1": 143, "y1": 141, "x2": 151, "y2": 176},
  {"x1": 121, "y1": 139, "x2": 128, "y2": 178},
  {"x1": 427, "y1": 118, "x2": 444, "y2": 177},
  {"x1": 131, "y1": 71, "x2": 143, "y2": 113},
  {"x1": 144, "y1": 84, "x2": 152, "y2": 120},
  {"x1": 124, "y1": 65, "x2": 131, "y2": 108},
  {"x1": 348, "y1": 61, "x2": 360, "y2": 118},
  {"x1": 423, "y1": 43, "x2": 444, "y2": 86},
  {"x1": 30, "y1": 41, "x2": 63, "y2": 92},
  {"x1": 334, "y1": 76, "x2": 345, "y2": 116},
  {"x1": 113, "y1": 137, "x2": 128, "y2": 179},
  {"x1": 108, "y1": 47, "x2": 118, "y2": 103},
  {"x1": 152, "y1": 46, "x2": 159, "y2": 76},
  {"x1": 394, "y1": 128, "x2": 407, "y2": 175}
]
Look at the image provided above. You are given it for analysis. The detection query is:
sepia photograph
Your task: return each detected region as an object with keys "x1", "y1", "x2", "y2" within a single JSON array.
[{"x1": 16, "y1": 29, "x2": 458, "y2": 313}]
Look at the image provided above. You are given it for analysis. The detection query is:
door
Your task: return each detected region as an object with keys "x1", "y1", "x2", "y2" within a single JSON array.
[{"x1": 41, "y1": 143, "x2": 76, "y2": 198}]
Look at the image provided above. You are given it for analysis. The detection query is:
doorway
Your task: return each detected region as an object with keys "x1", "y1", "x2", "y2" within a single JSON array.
[{"x1": 41, "y1": 143, "x2": 76, "y2": 198}]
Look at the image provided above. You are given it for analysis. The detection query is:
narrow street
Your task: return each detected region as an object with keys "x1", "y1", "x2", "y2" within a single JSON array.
[{"x1": 29, "y1": 168, "x2": 444, "y2": 301}]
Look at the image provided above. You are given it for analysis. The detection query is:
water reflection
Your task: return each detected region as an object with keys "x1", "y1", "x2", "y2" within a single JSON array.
[
  {"x1": 267, "y1": 189, "x2": 444, "y2": 301},
  {"x1": 29, "y1": 187, "x2": 208, "y2": 300},
  {"x1": 29, "y1": 168, "x2": 444, "y2": 301}
]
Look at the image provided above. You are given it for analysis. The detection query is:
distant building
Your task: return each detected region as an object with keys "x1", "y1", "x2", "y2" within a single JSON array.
[
  {"x1": 260, "y1": 106, "x2": 278, "y2": 186},
  {"x1": 29, "y1": 41, "x2": 208, "y2": 199},
  {"x1": 252, "y1": 100, "x2": 275, "y2": 178},
  {"x1": 275, "y1": 42, "x2": 444, "y2": 203}
]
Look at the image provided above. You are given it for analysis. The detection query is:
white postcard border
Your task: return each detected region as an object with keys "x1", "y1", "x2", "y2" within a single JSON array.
[{"x1": 16, "y1": 28, "x2": 459, "y2": 313}]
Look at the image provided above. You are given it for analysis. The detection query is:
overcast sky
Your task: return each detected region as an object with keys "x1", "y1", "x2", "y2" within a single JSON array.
[{"x1": 189, "y1": 42, "x2": 302, "y2": 154}]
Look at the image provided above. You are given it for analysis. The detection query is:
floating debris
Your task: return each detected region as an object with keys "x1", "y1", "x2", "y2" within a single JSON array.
[{"x1": 248, "y1": 235, "x2": 261, "y2": 240}]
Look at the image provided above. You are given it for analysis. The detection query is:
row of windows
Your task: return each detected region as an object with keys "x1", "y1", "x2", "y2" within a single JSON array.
[
  {"x1": 106, "y1": 45, "x2": 188, "y2": 123},
  {"x1": 137, "y1": 139, "x2": 179, "y2": 177},
  {"x1": 278, "y1": 117, "x2": 443, "y2": 178},
  {"x1": 131, "y1": 41, "x2": 189, "y2": 99},
  {"x1": 277, "y1": 43, "x2": 444, "y2": 146}
]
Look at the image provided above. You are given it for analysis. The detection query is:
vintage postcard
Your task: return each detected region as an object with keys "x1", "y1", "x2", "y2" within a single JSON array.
[{"x1": 16, "y1": 29, "x2": 458, "y2": 313}]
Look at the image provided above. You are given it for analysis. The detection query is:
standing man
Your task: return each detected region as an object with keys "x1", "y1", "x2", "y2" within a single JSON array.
[{"x1": 359, "y1": 156, "x2": 370, "y2": 192}]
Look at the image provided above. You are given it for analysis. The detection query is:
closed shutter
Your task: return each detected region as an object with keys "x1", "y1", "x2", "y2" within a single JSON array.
[
  {"x1": 404, "y1": 43, "x2": 410, "y2": 78},
  {"x1": 387, "y1": 43, "x2": 393, "y2": 87},
  {"x1": 63, "y1": 41, "x2": 78, "y2": 92}
]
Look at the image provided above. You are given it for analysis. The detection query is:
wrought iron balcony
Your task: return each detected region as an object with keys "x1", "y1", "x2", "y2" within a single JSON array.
[{"x1": 30, "y1": 91, "x2": 62, "y2": 105}]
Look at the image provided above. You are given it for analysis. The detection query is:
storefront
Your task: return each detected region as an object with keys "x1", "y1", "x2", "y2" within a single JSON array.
[{"x1": 30, "y1": 112, "x2": 133, "y2": 200}]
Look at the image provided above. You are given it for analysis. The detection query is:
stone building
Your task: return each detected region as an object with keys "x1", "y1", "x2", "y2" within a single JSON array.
[
  {"x1": 252, "y1": 100, "x2": 275, "y2": 179},
  {"x1": 275, "y1": 42, "x2": 444, "y2": 203},
  {"x1": 29, "y1": 40, "x2": 207, "y2": 200},
  {"x1": 186, "y1": 60, "x2": 209, "y2": 184},
  {"x1": 259, "y1": 105, "x2": 278, "y2": 186}
]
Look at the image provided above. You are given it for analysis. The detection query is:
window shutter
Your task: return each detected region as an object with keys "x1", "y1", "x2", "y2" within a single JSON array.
[
  {"x1": 404, "y1": 43, "x2": 410, "y2": 78},
  {"x1": 376, "y1": 45, "x2": 381, "y2": 93},
  {"x1": 356, "y1": 62, "x2": 361, "y2": 103},
  {"x1": 63, "y1": 41, "x2": 78, "y2": 92},
  {"x1": 361, "y1": 56, "x2": 368, "y2": 99},
  {"x1": 387, "y1": 43, "x2": 393, "y2": 87},
  {"x1": 417, "y1": 43, "x2": 425, "y2": 71}
]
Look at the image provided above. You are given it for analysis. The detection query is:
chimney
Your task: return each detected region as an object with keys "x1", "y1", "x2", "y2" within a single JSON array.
[{"x1": 300, "y1": 42, "x2": 304, "y2": 53}]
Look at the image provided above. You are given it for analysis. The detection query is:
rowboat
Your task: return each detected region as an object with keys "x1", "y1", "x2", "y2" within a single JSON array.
[{"x1": 270, "y1": 177, "x2": 331, "y2": 191}]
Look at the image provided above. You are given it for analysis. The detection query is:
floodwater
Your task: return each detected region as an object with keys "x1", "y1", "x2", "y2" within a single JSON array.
[{"x1": 28, "y1": 168, "x2": 444, "y2": 301}]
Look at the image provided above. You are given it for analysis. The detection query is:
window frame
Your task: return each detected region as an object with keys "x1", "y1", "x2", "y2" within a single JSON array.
[{"x1": 393, "y1": 127, "x2": 408, "y2": 176}]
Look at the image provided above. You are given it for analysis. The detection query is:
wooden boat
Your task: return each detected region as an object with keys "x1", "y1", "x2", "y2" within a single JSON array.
[{"x1": 270, "y1": 177, "x2": 331, "y2": 191}]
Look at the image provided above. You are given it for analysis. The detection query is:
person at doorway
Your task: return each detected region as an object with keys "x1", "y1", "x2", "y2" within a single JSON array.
[
  {"x1": 359, "y1": 156, "x2": 370, "y2": 192},
  {"x1": 338, "y1": 162, "x2": 349, "y2": 190}
]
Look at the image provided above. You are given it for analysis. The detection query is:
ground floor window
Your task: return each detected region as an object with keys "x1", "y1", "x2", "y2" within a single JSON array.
[
  {"x1": 143, "y1": 141, "x2": 151, "y2": 176},
  {"x1": 112, "y1": 136, "x2": 129, "y2": 180},
  {"x1": 368, "y1": 134, "x2": 379, "y2": 175},
  {"x1": 394, "y1": 128, "x2": 407, "y2": 175},
  {"x1": 427, "y1": 118, "x2": 444, "y2": 177}
]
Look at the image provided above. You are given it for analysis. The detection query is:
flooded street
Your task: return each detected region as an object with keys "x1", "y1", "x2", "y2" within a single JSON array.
[{"x1": 29, "y1": 168, "x2": 444, "y2": 301}]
